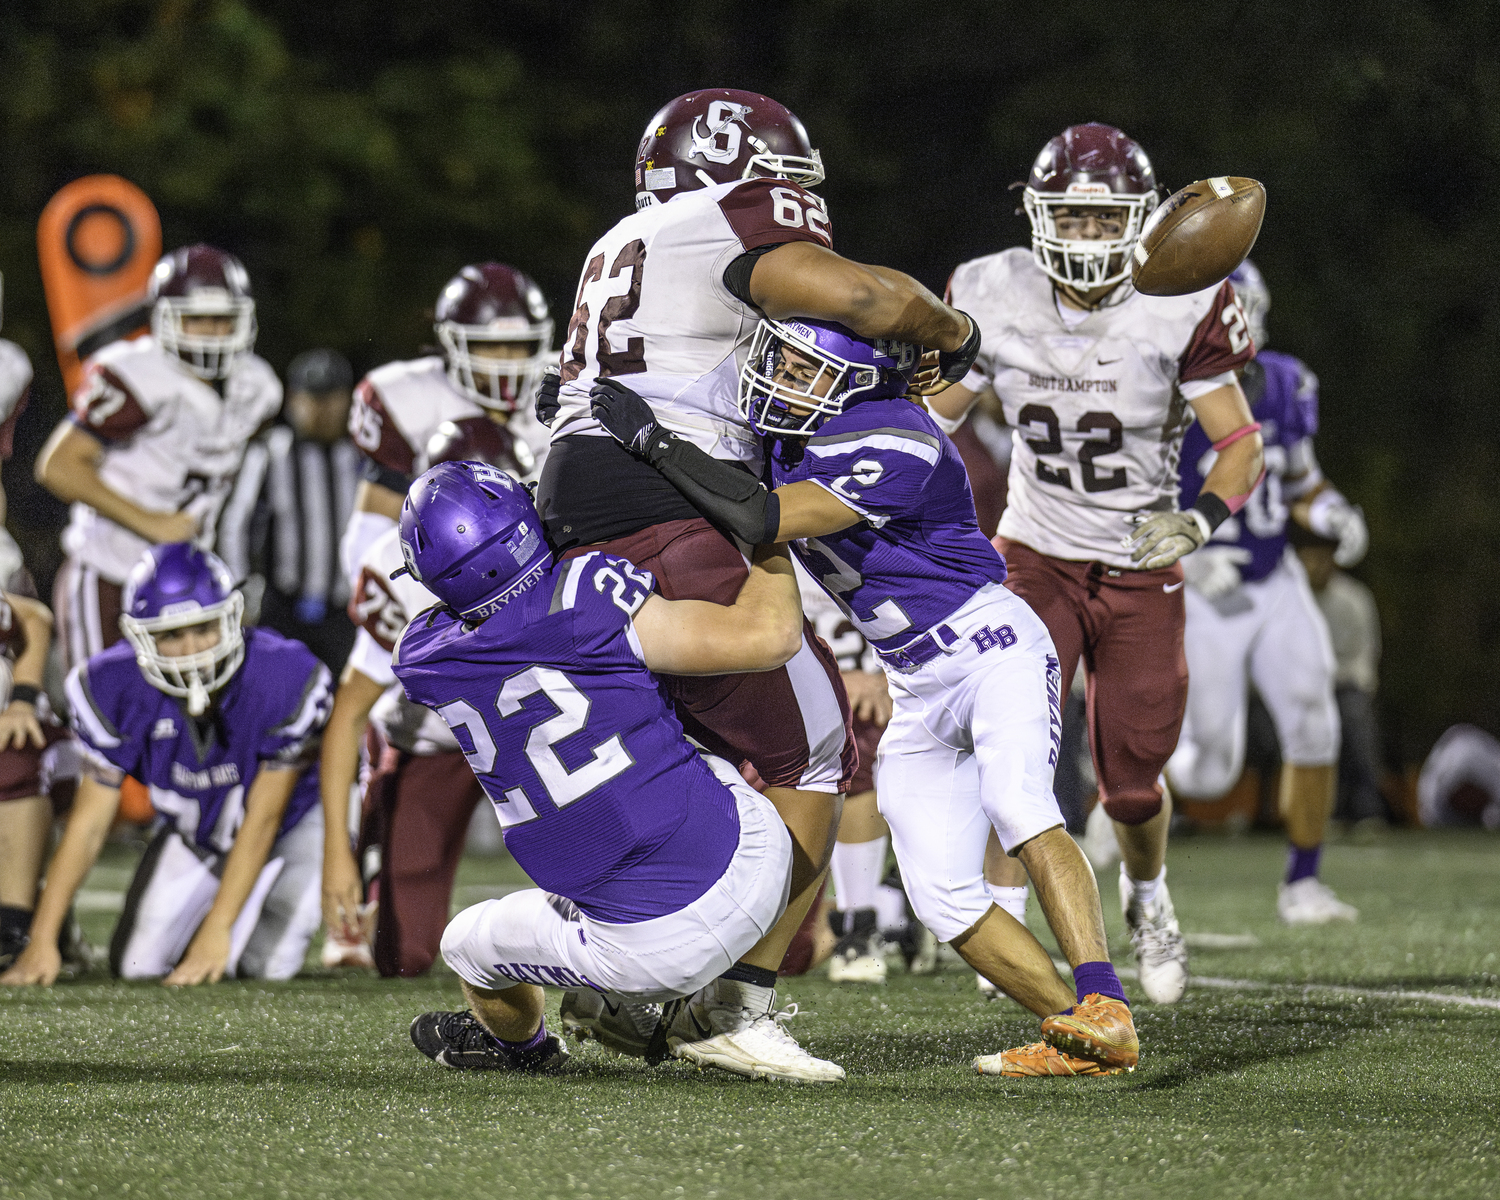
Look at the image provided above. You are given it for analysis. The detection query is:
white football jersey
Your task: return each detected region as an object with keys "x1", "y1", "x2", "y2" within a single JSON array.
[
  {"x1": 950, "y1": 248, "x2": 1253, "y2": 568},
  {"x1": 550, "y1": 176, "x2": 833, "y2": 464},
  {"x1": 63, "y1": 337, "x2": 282, "y2": 583},
  {"x1": 347, "y1": 354, "x2": 546, "y2": 483},
  {"x1": 345, "y1": 526, "x2": 458, "y2": 756}
]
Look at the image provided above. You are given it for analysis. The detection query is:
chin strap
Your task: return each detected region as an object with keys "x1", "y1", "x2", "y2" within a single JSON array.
[{"x1": 187, "y1": 677, "x2": 210, "y2": 717}]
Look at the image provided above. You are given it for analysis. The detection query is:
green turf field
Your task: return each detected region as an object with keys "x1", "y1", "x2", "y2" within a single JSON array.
[{"x1": 4, "y1": 829, "x2": 1498, "y2": 1200}]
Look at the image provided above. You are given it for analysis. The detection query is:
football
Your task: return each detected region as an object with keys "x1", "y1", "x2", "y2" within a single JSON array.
[{"x1": 1131, "y1": 176, "x2": 1266, "y2": 296}]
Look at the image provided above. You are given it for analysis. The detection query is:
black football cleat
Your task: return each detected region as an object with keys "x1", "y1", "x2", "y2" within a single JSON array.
[{"x1": 409, "y1": 1010, "x2": 569, "y2": 1073}]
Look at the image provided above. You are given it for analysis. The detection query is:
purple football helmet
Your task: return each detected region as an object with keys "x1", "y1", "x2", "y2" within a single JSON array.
[
  {"x1": 149, "y1": 244, "x2": 256, "y2": 380},
  {"x1": 119, "y1": 543, "x2": 245, "y2": 716},
  {"x1": 1228, "y1": 258, "x2": 1269, "y2": 350},
  {"x1": 399, "y1": 461, "x2": 551, "y2": 621},
  {"x1": 738, "y1": 317, "x2": 918, "y2": 435}
]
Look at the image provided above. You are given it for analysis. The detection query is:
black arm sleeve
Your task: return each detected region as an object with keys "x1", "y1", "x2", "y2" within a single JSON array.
[
  {"x1": 642, "y1": 432, "x2": 781, "y2": 545},
  {"x1": 722, "y1": 243, "x2": 788, "y2": 308}
]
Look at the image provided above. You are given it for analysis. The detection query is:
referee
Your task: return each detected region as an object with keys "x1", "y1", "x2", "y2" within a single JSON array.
[{"x1": 218, "y1": 349, "x2": 361, "y2": 672}]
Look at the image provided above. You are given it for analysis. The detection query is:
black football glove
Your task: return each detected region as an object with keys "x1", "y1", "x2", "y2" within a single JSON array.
[
  {"x1": 590, "y1": 377, "x2": 661, "y2": 457},
  {"x1": 535, "y1": 366, "x2": 561, "y2": 428},
  {"x1": 937, "y1": 311, "x2": 982, "y2": 385}
]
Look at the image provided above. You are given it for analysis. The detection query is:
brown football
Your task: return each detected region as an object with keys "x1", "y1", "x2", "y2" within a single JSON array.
[{"x1": 1131, "y1": 177, "x2": 1266, "y2": 296}]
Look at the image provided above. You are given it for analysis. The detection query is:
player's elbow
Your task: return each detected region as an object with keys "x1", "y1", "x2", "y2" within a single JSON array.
[{"x1": 749, "y1": 606, "x2": 803, "y2": 671}]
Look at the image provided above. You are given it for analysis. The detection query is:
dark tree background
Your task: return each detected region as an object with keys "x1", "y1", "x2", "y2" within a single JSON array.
[{"x1": 2, "y1": 0, "x2": 1497, "y2": 762}]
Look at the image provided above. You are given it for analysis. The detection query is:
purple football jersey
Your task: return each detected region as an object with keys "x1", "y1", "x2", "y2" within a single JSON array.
[
  {"x1": 769, "y1": 397, "x2": 1008, "y2": 653},
  {"x1": 1178, "y1": 350, "x2": 1319, "y2": 583},
  {"x1": 65, "y1": 627, "x2": 331, "y2": 852},
  {"x1": 391, "y1": 551, "x2": 740, "y2": 923}
]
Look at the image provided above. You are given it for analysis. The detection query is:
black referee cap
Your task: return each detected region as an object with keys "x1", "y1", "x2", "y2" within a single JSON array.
[{"x1": 287, "y1": 348, "x2": 353, "y2": 394}]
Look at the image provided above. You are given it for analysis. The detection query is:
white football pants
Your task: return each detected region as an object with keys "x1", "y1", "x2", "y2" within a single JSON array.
[
  {"x1": 110, "y1": 807, "x2": 324, "y2": 980},
  {"x1": 876, "y1": 583, "x2": 1066, "y2": 944},
  {"x1": 440, "y1": 755, "x2": 791, "y2": 1002},
  {"x1": 1169, "y1": 548, "x2": 1340, "y2": 799}
]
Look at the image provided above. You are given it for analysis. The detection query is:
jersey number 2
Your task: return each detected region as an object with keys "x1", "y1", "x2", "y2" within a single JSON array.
[
  {"x1": 1018, "y1": 404, "x2": 1127, "y2": 493},
  {"x1": 437, "y1": 667, "x2": 633, "y2": 829}
]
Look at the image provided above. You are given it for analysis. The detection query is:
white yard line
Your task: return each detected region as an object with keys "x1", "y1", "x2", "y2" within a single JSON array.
[{"x1": 1114, "y1": 965, "x2": 1500, "y2": 1011}]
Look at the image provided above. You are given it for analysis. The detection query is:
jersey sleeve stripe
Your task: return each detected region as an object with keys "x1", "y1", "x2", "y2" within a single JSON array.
[
  {"x1": 550, "y1": 553, "x2": 595, "y2": 614},
  {"x1": 805, "y1": 430, "x2": 942, "y2": 465},
  {"x1": 806, "y1": 480, "x2": 889, "y2": 529},
  {"x1": 65, "y1": 664, "x2": 122, "y2": 749},
  {"x1": 271, "y1": 663, "x2": 334, "y2": 738}
]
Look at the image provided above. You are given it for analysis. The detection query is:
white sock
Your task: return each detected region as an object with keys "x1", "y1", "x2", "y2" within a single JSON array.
[
  {"x1": 830, "y1": 836, "x2": 888, "y2": 912},
  {"x1": 874, "y1": 883, "x2": 908, "y2": 936},
  {"x1": 989, "y1": 884, "x2": 1029, "y2": 925},
  {"x1": 1125, "y1": 865, "x2": 1165, "y2": 906}
]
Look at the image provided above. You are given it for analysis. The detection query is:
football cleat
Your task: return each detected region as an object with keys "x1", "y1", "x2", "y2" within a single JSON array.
[
  {"x1": 975, "y1": 1041, "x2": 1126, "y2": 1077},
  {"x1": 559, "y1": 989, "x2": 662, "y2": 1058},
  {"x1": 1277, "y1": 877, "x2": 1359, "y2": 925},
  {"x1": 1120, "y1": 865, "x2": 1188, "y2": 1004},
  {"x1": 1041, "y1": 993, "x2": 1140, "y2": 1070},
  {"x1": 655, "y1": 977, "x2": 845, "y2": 1083},
  {"x1": 409, "y1": 1010, "x2": 568, "y2": 1073},
  {"x1": 826, "y1": 908, "x2": 886, "y2": 984}
]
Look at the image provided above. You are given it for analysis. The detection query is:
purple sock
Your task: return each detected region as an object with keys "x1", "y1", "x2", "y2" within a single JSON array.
[
  {"x1": 1071, "y1": 960, "x2": 1128, "y2": 1007},
  {"x1": 1286, "y1": 844, "x2": 1322, "y2": 884},
  {"x1": 498, "y1": 1020, "x2": 548, "y2": 1052}
]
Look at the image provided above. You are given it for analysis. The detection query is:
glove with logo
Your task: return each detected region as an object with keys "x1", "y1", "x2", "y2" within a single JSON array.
[
  {"x1": 1180, "y1": 545, "x2": 1253, "y2": 599},
  {"x1": 1125, "y1": 509, "x2": 1211, "y2": 571},
  {"x1": 535, "y1": 366, "x2": 561, "y2": 428},
  {"x1": 590, "y1": 377, "x2": 661, "y2": 457}
]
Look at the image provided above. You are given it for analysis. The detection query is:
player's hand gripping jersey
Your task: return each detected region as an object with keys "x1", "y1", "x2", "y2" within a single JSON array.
[
  {"x1": 347, "y1": 356, "x2": 544, "y2": 490},
  {"x1": 392, "y1": 552, "x2": 744, "y2": 923},
  {"x1": 948, "y1": 248, "x2": 1254, "y2": 567},
  {"x1": 1178, "y1": 349, "x2": 1318, "y2": 584},
  {"x1": 550, "y1": 177, "x2": 832, "y2": 465},
  {"x1": 65, "y1": 337, "x2": 282, "y2": 582},
  {"x1": 65, "y1": 627, "x2": 332, "y2": 849},
  {"x1": 346, "y1": 525, "x2": 459, "y2": 755},
  {"x1": 770, "y1": 397, "x2": 1008, "y2": 655}
]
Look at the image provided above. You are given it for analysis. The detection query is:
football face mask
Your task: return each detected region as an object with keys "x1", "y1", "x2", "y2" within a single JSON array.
[
  {"x1": 120, "y1": 592, "x2": 246, "y2": 717},
  {"x1": 437, "y1": 324, "x2": 555, "y2": 413}
]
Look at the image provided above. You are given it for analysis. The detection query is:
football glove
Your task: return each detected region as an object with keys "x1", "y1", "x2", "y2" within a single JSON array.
[
  {"x1": 937, "y1": 311, "x2": 982, "y2": 385},
  {"x1": 1125, "y1": 509, "x2": 1210, "y2": 571},
  {"x1": 590, "y1": 377, "x2": 660, "y2": 457},
  {"x1": 1305, "y1": 490, "x2": 1368, "y2": 567},
  {"x1": 1180, "y1": 545, "x2": 1253, "y2": 599},
  {"x1": 535, "y1": 366, "x2": 561, "y2": 428}
]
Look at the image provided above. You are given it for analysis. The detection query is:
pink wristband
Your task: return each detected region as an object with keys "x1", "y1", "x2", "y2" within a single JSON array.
[
  {"x1": 1224, "y1": 467, "x2": 1267, "y2": 514},
  {"x1": 1211, "y1": 421, "x2": 1262, "y2": 452}
]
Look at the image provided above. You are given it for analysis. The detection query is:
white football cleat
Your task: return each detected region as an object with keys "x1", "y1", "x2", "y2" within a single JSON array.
[
  {"x1": 320, "y1": 926, "x2": 375, "y2": 971},
  {"x1": 559, "y1": 989, "x2": 662, "y2": 1057},
  {"x1": 1119, "y1": 864, "x2": 1188, "y2": 1004},
  {"x1": 1278, "y1": 877, "x2": 1359, "y2": 925},
  {"x1": 661, "y1": 977, "x2": 845, "y2": 1083},
  {"x1": 826, "y1": 909, "x2": 887, "y2": 984}
]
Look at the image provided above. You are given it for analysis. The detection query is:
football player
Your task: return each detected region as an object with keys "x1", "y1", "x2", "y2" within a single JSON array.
[
  {"x1": 590, "y1": 317, "x2": 1142, "y2": 1078},
  {"x1": 1167, "y1": 260, "x2": 1364, "y2": 924},
  {"x1": 321, "y1": 418, "x2": 528, "y2": 976},
  {"x1": 0, "y1": 545, "x2": 332, "y2": 986},
  {"x1": 535, "y1": 89, "x2": 979, "y2": 1077},
  {"x1": 339, "y1": 263, "x2": 552, "y2": 583},
  {"x1": 392, "y1": 462, "x2": 816, "y2": 1078},
  {"x1": 35, "y1": 245, "x2": 282, "y2": 672},
  {"x1": 932, "y1": 124, "x2": 1263, "y2": 1005}
]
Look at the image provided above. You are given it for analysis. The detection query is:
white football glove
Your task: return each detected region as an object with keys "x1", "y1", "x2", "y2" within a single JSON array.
[
  {"x1": 1125, "y1": 509, "x2": 1210, "y2": 571},
  {"x1": 1180, "y1": 545, "x2": 1253, "y2": 599},
  {"x1": 1306, "y1": 490, "x2": 1369, "y2": 567}
]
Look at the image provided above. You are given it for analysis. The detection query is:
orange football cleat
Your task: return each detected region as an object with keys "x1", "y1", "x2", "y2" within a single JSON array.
[
  {"x1": 973, "y1": 1041, "x2": 1126, "y2": 1077},
  {"x1": 1040, "y1": 993, "x2": 1139, "y2": 1070}
]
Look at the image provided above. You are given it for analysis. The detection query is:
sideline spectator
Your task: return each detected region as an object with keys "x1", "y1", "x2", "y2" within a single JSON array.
[
  {"x1": 1299, "y1": 541, "x2": 1386, "y2": 825},
  {"x1": 219, "y1": 349, "x2": 360, "y2": 672}
]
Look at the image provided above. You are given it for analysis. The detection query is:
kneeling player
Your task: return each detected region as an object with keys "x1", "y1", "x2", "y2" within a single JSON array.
[
  {"x1": 1, "y1": 545, "x2": 332, "y2": 986},
  {"x1": 591, "y1": 319, "x2": 1140, "y2": 1076},
  {"x1": 392, "y1": 462, "x2": 825, "y2": 1079}
]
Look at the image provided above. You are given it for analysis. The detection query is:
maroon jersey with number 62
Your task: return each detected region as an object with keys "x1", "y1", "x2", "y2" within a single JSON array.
[{"x1": 548, "y1": 177, "x2": 833, "y2": 467}]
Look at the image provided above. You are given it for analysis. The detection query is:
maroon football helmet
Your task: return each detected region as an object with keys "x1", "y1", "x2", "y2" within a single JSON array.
[
  {"x1": 1022, "y1": 124, "x2": 1159, "y2": 291},
  {"x1": 634, "y1": 89, "x2": 824, "y2": 210},
  {"x1": 149, "y1": 244, "x2": 256, "y2": 379},
  {"x1": 434, "y1": 263, "x2": 553, "y2": 413},
  {"x1": 423, "y1": 415, "x2": 533, "y2": 480}
]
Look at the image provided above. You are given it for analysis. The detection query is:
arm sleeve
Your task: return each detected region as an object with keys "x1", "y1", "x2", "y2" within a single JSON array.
[
  {"x1": 70, "y1": 363, "x2": 153, "y2": 442},
  {"x1": 640, "y1": 432, "x2": 780, "y2": 544},
  {"x1": 722, "y1": 243, "x2": 788, "y2": 307},
  {"x1": 799, "y1": 431, "x2": 940, "y2": 528},
  {"x1": 1179, "y1": 281, "x2": 1257, "y2": 383}
]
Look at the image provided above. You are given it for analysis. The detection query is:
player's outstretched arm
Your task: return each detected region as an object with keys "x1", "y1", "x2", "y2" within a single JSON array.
[
  {"x1": 319, "y1": 665, "x2": 385, "y2": 942},
  {"x1": 0, "y1": 593, "x2": 52, "y2": 751},
  {"x1": 0, "y1": 774, "x2": 121, "y2": 986},
  {"x1": 164, "y1": 764, "x2": 300, "y2": 986},
  {"x1": 632, "y1": 545, "x2": 803, "y2": 676},
  {"x1": 35, "y1": 421, "x2": 197, "y2": 545}
]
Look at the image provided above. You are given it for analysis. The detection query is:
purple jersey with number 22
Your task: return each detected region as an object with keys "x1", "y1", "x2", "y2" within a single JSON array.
[
  {"x1": 391, "y1": 552, "x2": 740, "y2": 923},
  {"x1": 771, "y1": 397, "x2": 1008, "y2": 653}
]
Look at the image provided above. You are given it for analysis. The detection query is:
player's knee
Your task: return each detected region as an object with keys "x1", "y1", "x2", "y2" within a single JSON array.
[
  {"x1": 1101, "y1": 785, "x2": 1164, "y2": 826},
  {"x1": 1281, "y1": 701, "x2": 1340, "y2": 767}
]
